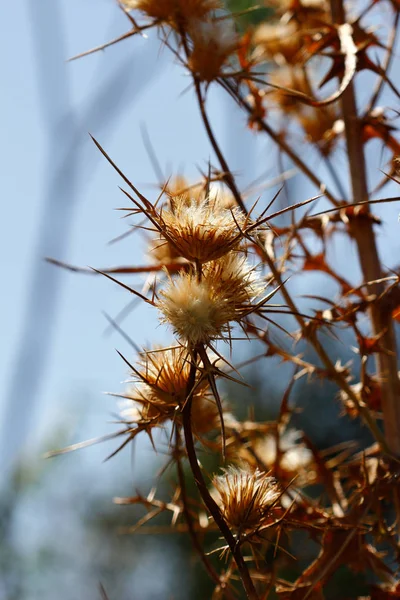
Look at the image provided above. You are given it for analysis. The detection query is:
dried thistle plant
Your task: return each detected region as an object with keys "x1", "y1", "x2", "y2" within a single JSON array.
[{"x1": 50, "y1": 0, "x2": 400, "y2": 598}]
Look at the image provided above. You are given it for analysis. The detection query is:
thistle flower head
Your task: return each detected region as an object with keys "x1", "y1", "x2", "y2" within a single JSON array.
[
  {"x1": 158, "y1": 274, "x2": 230, "y2": 344},
  {"x1": 212, "y1": 466, "x2": 281, "y2": 531},
  {"x1": 122, "y1": 346, "x2": 209, "y2": 427},
  {"x1": 188, "y1": 19, "x2": 238, "y2": 82},
  {"x1": 158, "y1": 254, "x2": 265, "y2": 344},
  {"x1": 160, "y1": 194, "x2": 245, "y2": 263},
  {"x1": 165, "y1": 176, "x2": 236, "y2": 211},
  {"x1": 122, "y1": 0, "x2": 222, "y2": 26},
  {"x1": 148, "y1": 178, "x2": 237, "y2": 264},
  {"x1": 265, "y1": 67, "x2": 338, "y2": 155},
  {"x1": 121, "y1": 346, "x2": 227, "y2": 439}
]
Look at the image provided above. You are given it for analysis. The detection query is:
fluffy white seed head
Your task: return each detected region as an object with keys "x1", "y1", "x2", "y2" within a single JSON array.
[
  {"x1": 212, "y1": 466, "x2": 281, "y2": 531},
  {"x1": 158, "y1": 254, "x2": 265, "y2": 344}
]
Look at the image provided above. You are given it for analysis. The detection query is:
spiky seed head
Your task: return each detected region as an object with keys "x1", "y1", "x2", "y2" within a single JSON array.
[
  {"x1": 164, "y1": 177, "x2": 235, "y2": 210},
  {"x1": 265, "y1": 66, "x2": 338, "y2": 155},
  {"x1": 158, "y1": 254, "x2": 265, "y2": 344},
  {"x1": 203, "y1": 252, "x2": 265, "y2": 307},
  {"x1": 188, "y1": 19, "x2": 238, "y2": 83},
  {"x1": 121, "y1": 346, "x2": 223, "y2": 435},
  {"x1": 191, "y1": 395, "x2": 221, "y2": 436},
  {"x1": 158, "y1": 274, "x2": 230, "y2": 344},
  {"x1": 160, "y1": 195, "x2": 245, "y2": 264},
  {"x1": 212, "y1": 466, "x2": 281, "y2": 531},
  {"x1": 123, "y1": 346, "x2": 206, "y2": 423},
  {"x1": 148, "y1": 178, "x2": 236, "y2": 264},
  {"x1": 122, "y1": 0, "x2": 222, "y2": 26}
]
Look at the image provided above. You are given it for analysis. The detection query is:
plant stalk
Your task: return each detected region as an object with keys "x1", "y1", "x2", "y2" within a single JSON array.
[
  {"x1": 182, "y1": 356, "x2": 260, "y2": 600},
  {"x1": 330, "y1": 0, "x2": 400, "y2": 456},
  {"x1": 193, "y1": 78, "x2": 390, "y2": 452},
  {"x1": 175, "y1": 430, "x2": 236, "y2": 599}
]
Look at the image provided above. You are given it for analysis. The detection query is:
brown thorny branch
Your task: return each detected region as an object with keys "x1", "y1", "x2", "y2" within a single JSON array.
[
  {"x1": 328, "y1": 0, "x2": 400, "y2": 456},
  {"x1": 188, "y1": 78, "x2": 392, "y2": 453},
  {"x1": 213, "y1": 22, "x2": 400, "y2": 457},
  {"x1": 54, "y1": 2, "x2": 400, "y2": 599}
]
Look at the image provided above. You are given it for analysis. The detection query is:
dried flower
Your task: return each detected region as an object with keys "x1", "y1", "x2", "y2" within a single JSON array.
[
  {"x1": 121, "y1": 346, "x2": 222, "y2": 435},
  {"x1": 123, "y1": 346, "x2": 205, "y2": 421},
  {"x1": 160, "y1": 194, "x2": 245, "y2": 263},
  {"x1": 212, "y1": 466, "x2": 281, "y2": 531},
  {"x1": 188, "y1": 19, "x2": 238, "y2": 82},
  {"x1": 158, "y1": 254, "x2": 265, "y2": 344},
  {"x1": 122, "y1": 0, "x2": 222, "y2": 26},
  {"x1": 265, "y1": 67, "x2": 338, "y2": 154},
  {"x1": 148, "y1": 178, "x2": 237, "y2": 264}
]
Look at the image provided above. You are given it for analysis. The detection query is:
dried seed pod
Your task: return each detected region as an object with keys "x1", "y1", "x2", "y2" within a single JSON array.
[
  {"x1": 122, "y1": 346, "x2": 222, "y2": 435},
  {"x1": 267, "y1": 67, "x2": 311, "y2": 112},
  {"x1": 299, "y1": 106, "x2": 338, "y2": 154},
  {"x1": 212, "y1": 466, "x2": 281, "y2": 531},
  {"x1": 158, "y1": 254, "x2": 264, "y2": 344},
  {"x1": 160, "y1": 195, "x2": 246, "y2": 263}
]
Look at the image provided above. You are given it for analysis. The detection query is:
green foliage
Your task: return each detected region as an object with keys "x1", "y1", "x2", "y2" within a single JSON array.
[{"x1": 225, "y1": 0, "x2": 271, "y2": 29}]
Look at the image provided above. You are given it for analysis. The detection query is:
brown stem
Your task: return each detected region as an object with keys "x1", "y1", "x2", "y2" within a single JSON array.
[
  {"x1": 182, "y1": 355, "x2": 260, "y2": 600},
  {"x1": 175, "y1": 430, "x2": 236, "y2": 599},
  {"x1": 191, "y1": 77, "x2": 389, "y2": 451},
  {"x1": 178, "y1": 26, "x2": 247, "y2": 214},
  {"x1": 219, "y1": 79, "x2": 340, "y2": 207},
  {"x1": 193, "y1": 78, "x2": 247, "y2": 214},
  {"x1": 330, "y1": 0, "x2": 400, "y2": 456},
  {"x1": 263, "y1": 253, "x2": 390, "y2": 454}
]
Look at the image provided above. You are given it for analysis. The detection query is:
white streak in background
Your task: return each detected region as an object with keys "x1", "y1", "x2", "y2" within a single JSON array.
[{"x1": 0, "y1": 2, "x2": 163, "y2": 484}]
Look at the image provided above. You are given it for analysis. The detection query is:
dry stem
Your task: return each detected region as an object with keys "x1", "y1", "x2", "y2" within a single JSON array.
[
  {"x1": 193, "y1": 78, "x2": 390, "y2": 453},
  {"x1": 182, "y1": 354, "x2": 260, "y2": 600},
  {"x1": 175, "y1": 430, "x2": 236, "y2": 599},
  {"x1": 330, "y1": 0, "x2": 400, "y2": 457}
]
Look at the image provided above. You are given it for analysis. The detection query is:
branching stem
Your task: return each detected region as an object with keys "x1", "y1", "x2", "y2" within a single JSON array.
[
  {"x1": 192, "y1": 76, "x2": 390, "y2": 453},
  {"x1": 175, "y1": 430, "x2": 236, "y2": 599},
  {"x1": 182, "y1": 353, "x2": 260, "y2": 600},
  {"x1": 330, "y1": 0, "x2": 400, "y2": 456}
]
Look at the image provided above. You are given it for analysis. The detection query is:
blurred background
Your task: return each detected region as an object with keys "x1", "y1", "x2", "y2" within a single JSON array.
[{"x1": 1, "y1": 1, "x2": 400, "y2": 599}]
